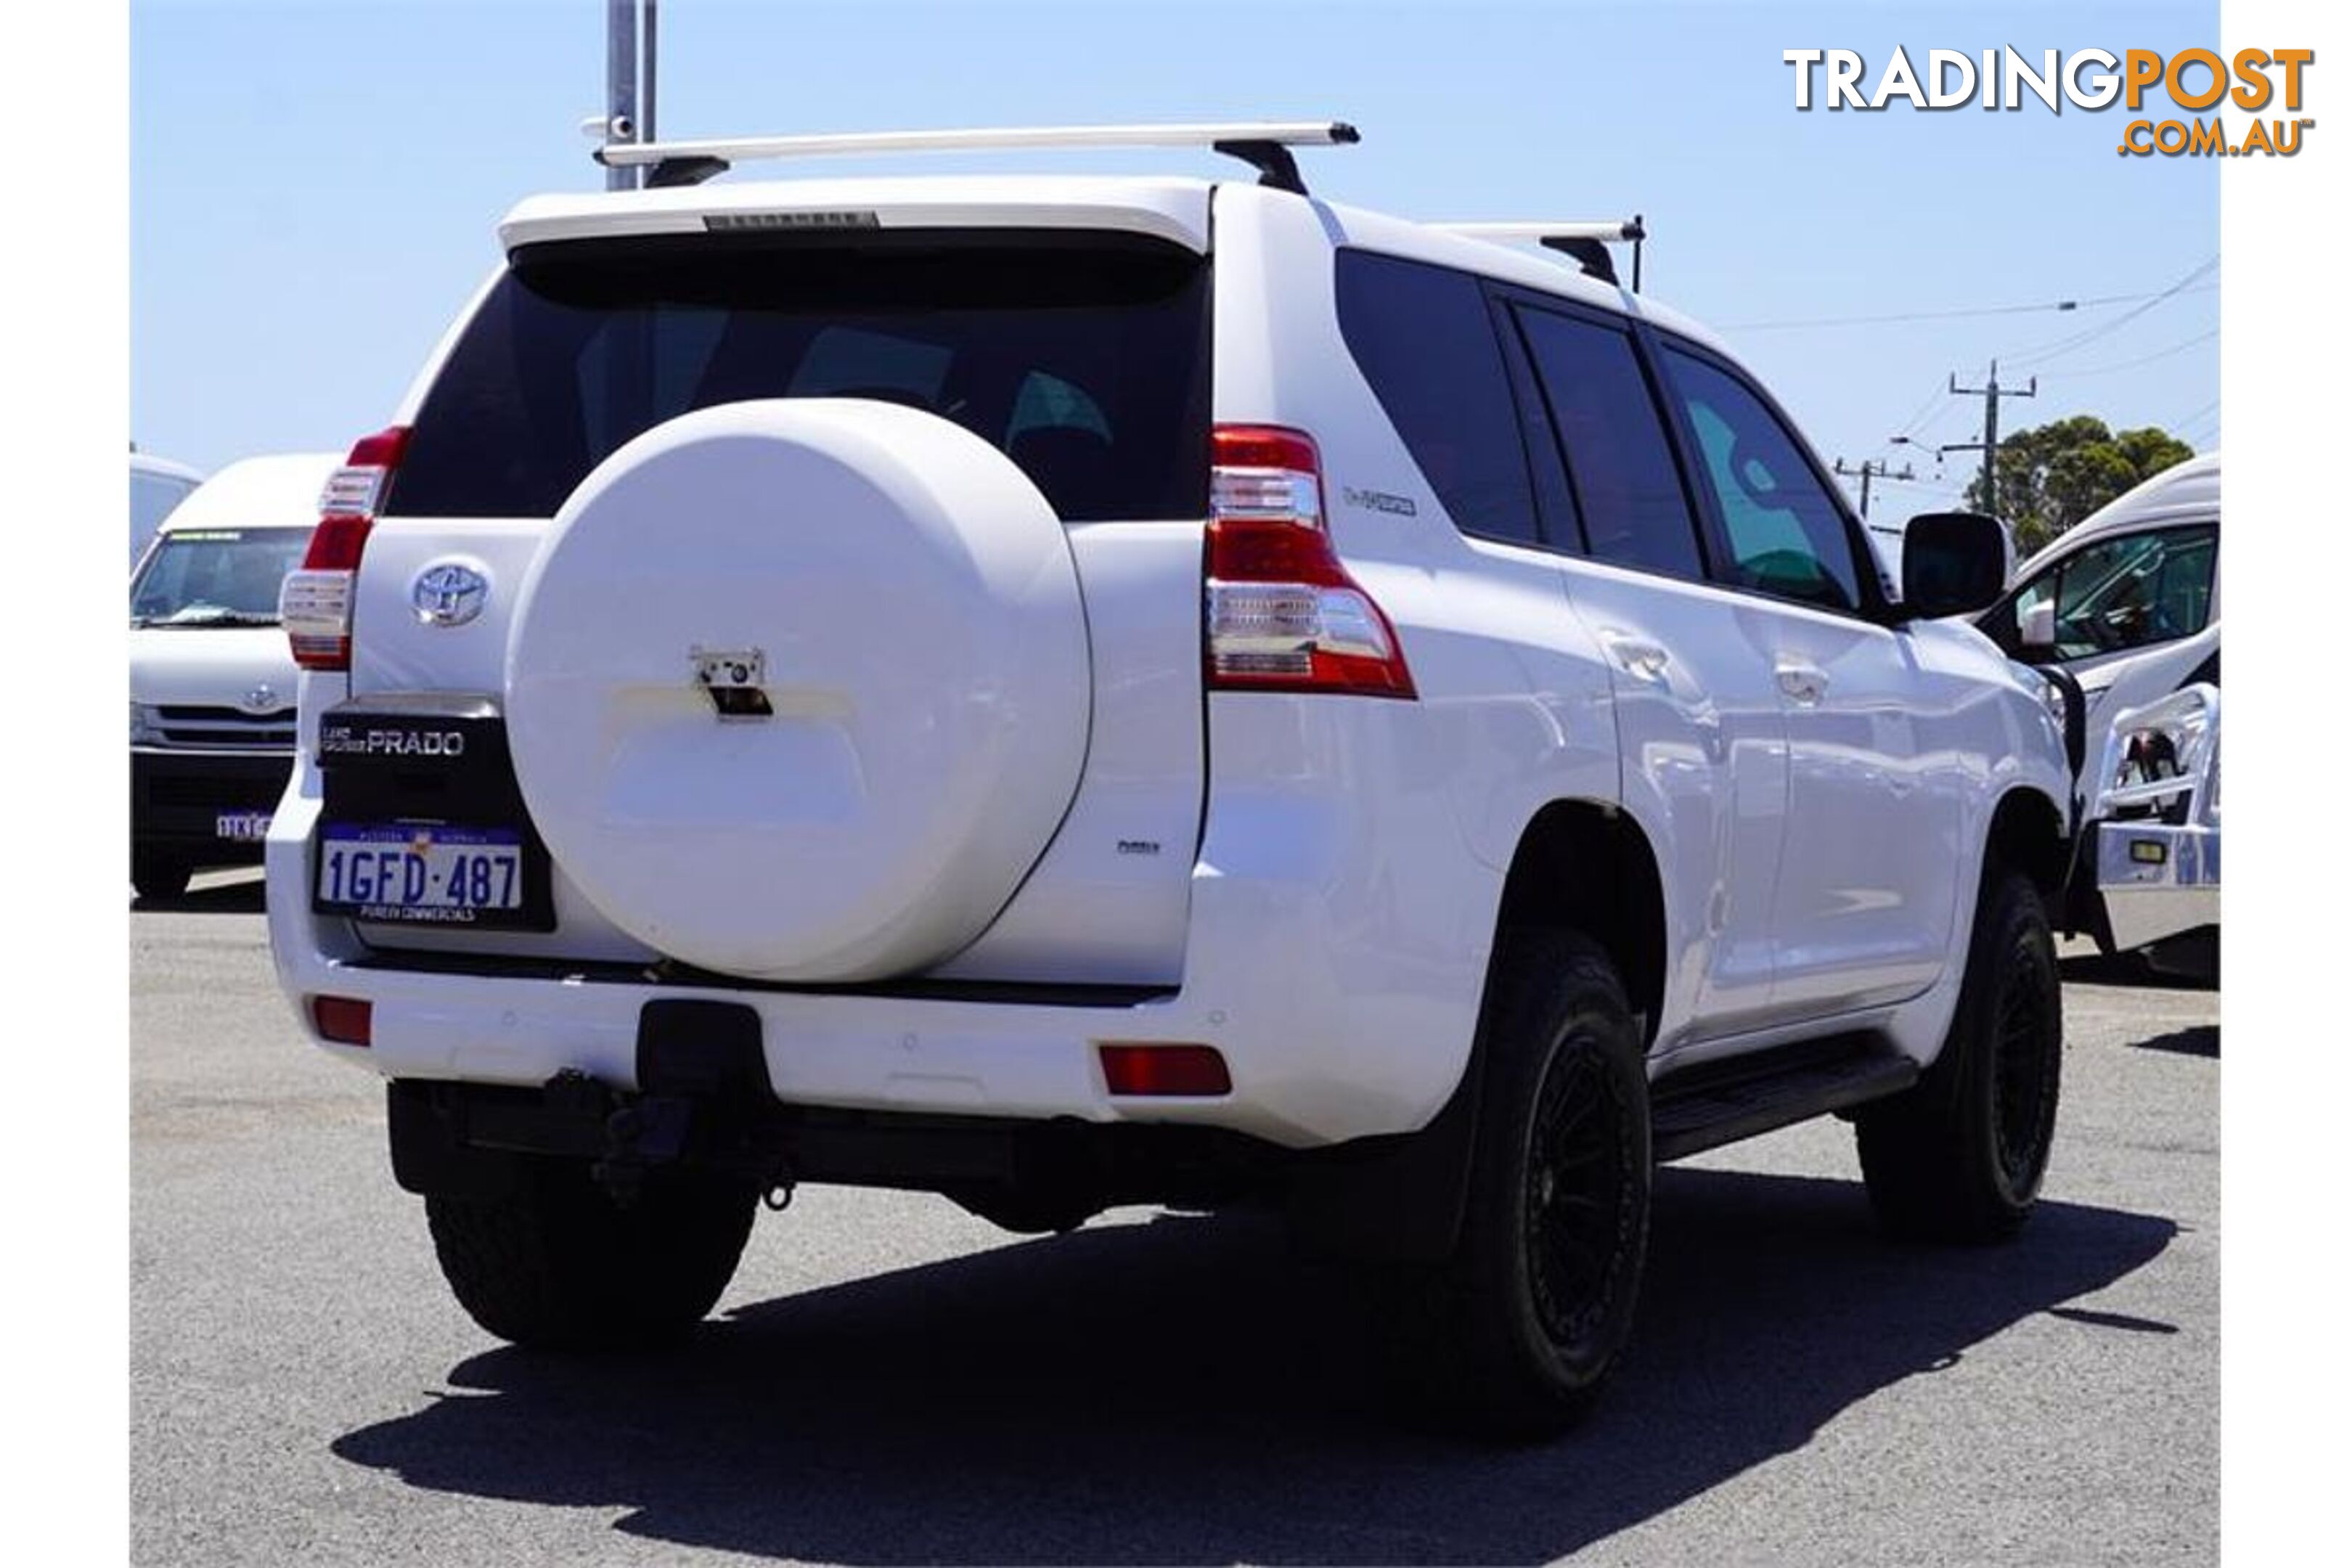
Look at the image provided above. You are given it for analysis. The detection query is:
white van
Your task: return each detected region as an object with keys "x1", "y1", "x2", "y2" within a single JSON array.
[
  {"x1": 130, "y1": 454, "x2": 337, "y2": 898},
  {"x1": 1977, "y1": 453, "x2": 2219, "y2": 974},
  {"x1": 1977, "y1": 453, "x2": 2220, "y2": 743}
]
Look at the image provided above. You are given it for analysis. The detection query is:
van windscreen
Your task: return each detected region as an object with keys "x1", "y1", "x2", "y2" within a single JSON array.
[{"x1": 391, "y1": 230, "x2": 1211, "y2": 522}]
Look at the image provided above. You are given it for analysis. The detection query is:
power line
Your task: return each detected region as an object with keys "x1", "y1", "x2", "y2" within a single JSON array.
[
  {"x1": 1719, "y1": 279, "x2": 2217, "y2": 333},
  {"x1": 1887, "y1": 381, "x2": 1951, "y2": 442},
  {"x1": 2166, "y1": 397, "x2": 2221, "y2": 435},
  {"x1": 1998, "y1": 256, "x2": 2219, "y2": 367},
  {"x1": 2040, "y1": 329, "x2": 2218, "y2": 379}
]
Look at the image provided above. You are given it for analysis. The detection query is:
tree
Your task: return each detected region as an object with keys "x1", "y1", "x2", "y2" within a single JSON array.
[{"x1": 1962, "y1": 416, "x2": 2196, "y2": 555}]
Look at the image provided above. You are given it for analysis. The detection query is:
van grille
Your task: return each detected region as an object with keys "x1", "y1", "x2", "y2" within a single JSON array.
[{"x1": 153, "y1": 706, "x2": 297, "y2": 751}]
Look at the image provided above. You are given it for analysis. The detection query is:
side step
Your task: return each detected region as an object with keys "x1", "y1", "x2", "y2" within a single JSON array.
[{"x1": 1649, "y1": 1034, "x2": 1919, "y2": 1163}]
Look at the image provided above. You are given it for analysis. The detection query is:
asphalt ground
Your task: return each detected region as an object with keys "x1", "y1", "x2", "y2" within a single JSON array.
[{"x1": 131, "y1": 870, "x2": 2217, "y2": 1566}]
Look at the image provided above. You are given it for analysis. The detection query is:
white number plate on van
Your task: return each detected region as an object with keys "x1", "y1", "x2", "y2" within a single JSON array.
[{"x1": 318, "y1": 825, "x2": 523, "y2": 920}]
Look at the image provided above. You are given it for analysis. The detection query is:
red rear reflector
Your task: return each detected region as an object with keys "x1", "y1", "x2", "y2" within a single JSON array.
[
  {"x1": 1098, "y1": 1042, "x2": 1231, "y2": 1097},
  {"x1": 311, "y1": 995, "x2": 372, "y2": 1047},
  {"x1": 1205, "y1": 423, "x2": 1415, "y2": 699}
]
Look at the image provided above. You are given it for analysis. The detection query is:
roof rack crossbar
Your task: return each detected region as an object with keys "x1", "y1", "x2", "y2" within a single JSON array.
[
  {"x1": 1433, "y1": 216, "x2": 1649, "y2": 291},
  {"x1": 595, "y1": 121, "x2": 1361, "y2": 194}
]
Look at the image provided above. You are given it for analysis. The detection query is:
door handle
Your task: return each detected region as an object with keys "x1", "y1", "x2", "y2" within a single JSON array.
[
  {"x1": 1776, "y1": 658, "x2": 1829, "y2": 705},
  {"x1": 1601, "y1": 632, "x2": 1673, "y2": 685}
]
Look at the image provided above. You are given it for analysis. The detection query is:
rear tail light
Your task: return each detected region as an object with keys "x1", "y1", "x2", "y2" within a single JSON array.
[
  {"x1": 1098, "y1": 1042, "x2": 1231, "y2": 1097},
  {"x1": 282, "y1": 426, "x2": 410, "y2": 671},
  {"x1": 310, "y1": 995, "x2": 372, "y2": 1047},
  {"x1": 1204, "y1": 425, "x2": 1414, "y2": 698}
]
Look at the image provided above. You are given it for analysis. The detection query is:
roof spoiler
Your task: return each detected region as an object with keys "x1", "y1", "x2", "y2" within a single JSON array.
[
  {"x1": 1432, "y1": 217, "x2": 1648, "y2": 291},
  {"x1": 589, "y1": 120, "x2": 1361, "y2": 196}
]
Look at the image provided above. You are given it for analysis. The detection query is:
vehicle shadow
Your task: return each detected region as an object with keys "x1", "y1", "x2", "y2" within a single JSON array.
[
  {"x1": 2057, "y1": 951, "x2": 2216, "y2": 993},
  {"x1": 331, "y1": 1168, "x2": 2176, "y2": 1564},
  {"x1": 130, "y1": 874, "x2": 266, "y2": 915},
  {"x1": 2129, "y1": 1025, "x2": 2221, "y2": 1058}
]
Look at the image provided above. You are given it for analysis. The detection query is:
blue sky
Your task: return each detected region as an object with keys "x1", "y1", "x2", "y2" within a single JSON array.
[{"x1": 131, "y1": 0, "x2": 2219, "y2": 520}]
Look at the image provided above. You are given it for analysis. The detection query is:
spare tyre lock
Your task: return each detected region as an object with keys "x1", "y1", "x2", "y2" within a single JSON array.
[{"x1": 690, "y1": 646, "x2": 774, "y2": 720}]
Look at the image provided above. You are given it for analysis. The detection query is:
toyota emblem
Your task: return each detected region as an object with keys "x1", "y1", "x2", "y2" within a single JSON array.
[
  {"x1": 240, "y1": 682, "x2": 279, "y2": 714},
  {"x1": 412, "y1": 562, "x2": 489, "y2": 627}
]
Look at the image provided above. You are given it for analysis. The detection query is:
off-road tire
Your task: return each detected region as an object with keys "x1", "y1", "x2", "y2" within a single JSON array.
[
  {"x1": 1855, "y1": 868, "x2": 2062, "y2": 1241},
  {"x1": 131, "y1": 850, "x2": 191, "y2": 902},
  {"x1": 425, "y1": 1159, "x2": 759, "y2": 1350},
  {"x1": 1394, "y1": 930, "x2": 1651, "y2": 1437}
]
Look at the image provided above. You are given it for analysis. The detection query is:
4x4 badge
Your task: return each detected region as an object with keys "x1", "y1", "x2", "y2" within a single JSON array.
[{"x1": 412, "y1": 562, "x2": 488, "y2": 627}]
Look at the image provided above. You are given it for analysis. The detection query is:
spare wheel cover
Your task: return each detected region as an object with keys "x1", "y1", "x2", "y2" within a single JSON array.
[{"x1": 505, "y1": 399, "x2": 1090, "y2": 981}]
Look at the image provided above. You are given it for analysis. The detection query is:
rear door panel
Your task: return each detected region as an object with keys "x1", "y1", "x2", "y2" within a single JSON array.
[{"x1": 334, "y1": 230, "x2": 1216, "y2": 983}]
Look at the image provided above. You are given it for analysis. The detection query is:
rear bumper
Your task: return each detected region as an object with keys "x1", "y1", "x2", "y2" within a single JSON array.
[
  {"x1": 266, "y1": 694, "x2": 1500, "y2": 1150},
  {"x1": 132, "y1": 748, "x2": 293, "y2": 854},
  {"x1": 2095, "y1": 817, "x2": 2220, "y2": 952}
]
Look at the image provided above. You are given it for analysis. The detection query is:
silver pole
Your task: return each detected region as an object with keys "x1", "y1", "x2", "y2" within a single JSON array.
[
  {"x1": 642, "y1": 0, "x2": 657, "y2": 145},
  {"x1": 605, "y1": 0, "x2": 639, "y2": 191}
]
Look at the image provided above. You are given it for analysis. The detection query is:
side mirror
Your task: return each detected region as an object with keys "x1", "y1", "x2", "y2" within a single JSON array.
[
  {"x1": 1902, "y1": 512, "x2": 2009, "y2": 619},
  {"x1": 2020, "y1": 600, "x2": 2057, "y2": 649}
]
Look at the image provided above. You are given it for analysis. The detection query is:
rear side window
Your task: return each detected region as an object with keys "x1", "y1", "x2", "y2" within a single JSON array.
[
  {"x1": 1334, "y1": 250, "x2": 1537, "y2": 544},
  {"x1": 393, "y1": 232, "x2": 1210, "y2": 522},
  {"x1": 1512, "y1": 306, "x2": 1704, "y2": 579}
]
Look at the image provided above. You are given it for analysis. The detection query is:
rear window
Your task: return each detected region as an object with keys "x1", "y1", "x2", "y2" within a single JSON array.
[{"x1": 392, "y1": 231, "x2": 1212, "y2": 522}]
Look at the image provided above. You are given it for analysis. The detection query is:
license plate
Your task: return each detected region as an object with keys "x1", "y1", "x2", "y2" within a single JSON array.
[
  {"x1": 319, "y1": 825, "x2": 525, "y2": 923},
  {"x1": 216, "y1": 810, "x2": 271, "y2": 842}
]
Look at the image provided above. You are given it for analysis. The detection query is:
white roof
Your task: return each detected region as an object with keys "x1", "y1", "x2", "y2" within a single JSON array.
[
  {"x1": 499, "y1": 175, "x2": 1218, "y2": 253},
  {"x1": 2012, "y1": 451, "x2": 2220, "y2": 581},
  {"x1": 1318, "y1": 197, "x2": 1734, "y2": 359},
  {"x1": 158, "y1": 453, "x2": 340, "y2": 534},
  {"x1": 495, "y1": 172, "x2": 1731, "y2": 357}
]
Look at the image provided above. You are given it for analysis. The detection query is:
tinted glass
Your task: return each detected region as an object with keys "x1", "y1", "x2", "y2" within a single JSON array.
[
  {"x1": 130, "y1": 527, "x2": 312, "y2": 625},
  {"x1": 2020, "y1": 525, "x2": 2218, "y2": 659},
  {"x1": 394, "y1": 232, "x2": 1210, "y2": 522},
  {"x1": 1513, "y1": 307, "x2": 1703, "y2": 578},
  {"x1": 1663, "y1": 350, "x2": 1861, "y2": 611},
  {"x1": 1334, "y1": 250, "x2": 1537, "y2": 544}
]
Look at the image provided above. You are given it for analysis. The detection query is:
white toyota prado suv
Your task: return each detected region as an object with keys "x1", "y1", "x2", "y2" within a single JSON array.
[{"x1": 267, "y1": 123, "x2": 2078, "y2": 1433}]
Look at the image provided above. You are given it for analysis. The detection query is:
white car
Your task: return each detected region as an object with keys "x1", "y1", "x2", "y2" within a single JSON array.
[
  {"x1": 131, "y1": 449, "x2": 205, "y2": 571},
  {"x1": 131, "y1": 454, "x2": 338, "y2": 899},
  {"x1": 1977, "y1": 454, "x2": 2219, "y2": 974},
  {"x1": 264, "y1": 123, "x2": 2074, "y2": 1432}
]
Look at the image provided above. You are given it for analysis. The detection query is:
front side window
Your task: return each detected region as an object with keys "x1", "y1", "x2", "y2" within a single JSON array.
[
  {"x1": 130, "y1": 527, "x2": 313, "y2": 626},
  {"x1": 1661, "y1": 349, "x2": 1863, "y2": 612},
  {"x1": 1512, "y1": 306, "x2": 1703, "y2": 578},
  {"x1": 1990, "y1": 525, "x2": 2217, "y2": 659}
]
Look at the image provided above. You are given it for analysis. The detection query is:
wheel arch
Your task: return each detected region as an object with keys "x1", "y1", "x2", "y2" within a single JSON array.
[
  {"x1": 1285, "y1": 796, "x2": 1667, "y2": 1265},
  {"x1": 1492, "y1": 799, "x2": 1668, "y2": 1049},
  {"x1": 1986, "y1": 783, "x2": 2070, "y2": 907}
]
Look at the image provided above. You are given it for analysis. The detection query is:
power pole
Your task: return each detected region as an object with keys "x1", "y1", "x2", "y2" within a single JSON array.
[
  {"x1": 1940, "y1": 361, "x2": 2036, "y2": 513},
  {"x1": 1832, "y1": 457, "x2": 1914, "y2": 518},
  {"x1": 603, "y1": 1, "x2": 658, "y2": 190}
]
